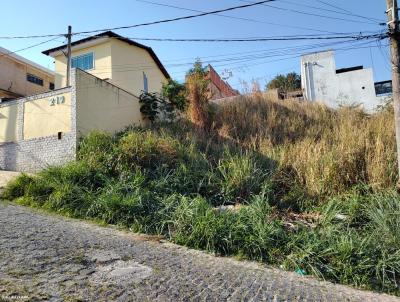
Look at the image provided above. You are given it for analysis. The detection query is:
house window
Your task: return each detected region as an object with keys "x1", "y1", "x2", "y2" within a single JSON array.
[
  {"x1": 27, "y1": 74, "x2": 43, "y2": 86},
  {"x1": 143, "y1": 72, "x2": 148, "y2": 92},
  {"x1": 71, "y1": 52, "x2": 94, "y2": 70},
  {"x1": 49, "y1": 82, "x2": 55, "y2": 90}
]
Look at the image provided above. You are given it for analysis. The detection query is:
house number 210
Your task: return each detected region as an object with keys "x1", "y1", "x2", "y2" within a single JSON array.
[{"x1": 48, "y1": 96, "x2": 65, "y2": 106}]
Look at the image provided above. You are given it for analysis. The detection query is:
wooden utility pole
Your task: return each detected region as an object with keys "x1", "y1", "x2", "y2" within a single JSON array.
[
  {"x1": 387, "y1": 0, "x2": 400, "y2": 183},
  {"x1": 66, "y1": 25, "x2": 72, "y2": 87}
]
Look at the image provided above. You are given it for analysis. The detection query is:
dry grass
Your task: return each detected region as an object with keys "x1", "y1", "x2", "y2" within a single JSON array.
[
  {"x1": 213, "y1": 93, "x2": 397, "y2": 197},
  {"x1": 186, "y1": 73, "x2": 210, "y2": 130}
]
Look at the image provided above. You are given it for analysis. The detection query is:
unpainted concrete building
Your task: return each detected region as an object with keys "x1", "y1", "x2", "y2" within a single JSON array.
[{"x1": 301, "y1": 50, "x2": 389, "y2": 112}]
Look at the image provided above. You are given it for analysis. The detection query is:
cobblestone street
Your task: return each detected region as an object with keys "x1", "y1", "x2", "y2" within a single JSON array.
[{"x1": 0, "y1": 202, "x2": 399, "y2": 302}]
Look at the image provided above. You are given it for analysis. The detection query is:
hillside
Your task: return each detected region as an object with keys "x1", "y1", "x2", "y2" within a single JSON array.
[{"x1": 3, "y1": 94, "x2": 400, "y2": 295}]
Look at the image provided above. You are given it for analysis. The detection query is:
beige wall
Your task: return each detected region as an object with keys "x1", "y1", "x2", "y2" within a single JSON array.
[
  {"x1": 75, "y1": 70, "x2": 143, "y2": 137},
  {"x1": 0, "y1": 56, "x2": 54, "y2": 97},
  {"x1": 23, "y1": 92, "x2": 71, "y2": 140},
  {"x1": 109, "y1": 39, "x2": 167, "y2": 96},
  {"x1": 53, "y1": 38, "x2": 167, "y2": 96},
  {"x1": 54, "y1": 42, "x2": 112, "y2": 89},
  {"x1": 0, "y1": 104, "x2": 18, "y2": 143}
]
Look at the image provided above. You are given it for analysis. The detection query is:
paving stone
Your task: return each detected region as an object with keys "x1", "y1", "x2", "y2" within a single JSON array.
[{"x1": 0, "y1": 202, "x2": 399, "y2": 302}]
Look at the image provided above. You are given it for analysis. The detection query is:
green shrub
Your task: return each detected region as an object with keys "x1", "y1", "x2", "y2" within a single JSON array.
[
  {"x1": 170, "y1": 196, "x2": 233, "y2": 253},
  {"x1": 232, "y1": 190, "x2": 287, "y2": 262},
  {"x1": 215, "y1": 150, "x2": 271, "y2": 204},
  {"x1": 78, "y1": 131, "x2": 114, "y2": 171},
  {"x1": 1, "y1": 173, "x2": 34, "y2": 200},
  {"x1": 115, "y1": 130, "x2": 182, "y2": 172},
  {"x1": 43, "y1": 183, "x2": 92, "y2": 217}
]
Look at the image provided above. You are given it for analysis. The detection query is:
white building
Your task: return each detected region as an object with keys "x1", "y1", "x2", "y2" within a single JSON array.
[{"x1": 301, "y1": 50, "x2": 390, "y2": 112}]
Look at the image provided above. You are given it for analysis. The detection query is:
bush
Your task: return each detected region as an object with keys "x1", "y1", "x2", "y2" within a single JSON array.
[
  {"x1": 115, "y1": 130, "x2": 182, "y2": 172},
  {"x1": 215, "y1": 150, "x2": 272, "y2": 204},
  {"x1": 232, "y1": 190, "x2": 287, "y2": 262},
  {"x1": 170, "y1": 196, "x2": 233, "y2": 253},
  {"x1": 2, "y1": 173, "x2": 34, "y2": 200},
  {"x1": 78, "y1": 131, "x2": 114, "y2": 171}
]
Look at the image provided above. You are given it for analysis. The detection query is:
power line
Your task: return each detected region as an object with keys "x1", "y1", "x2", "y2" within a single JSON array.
[
  {"x1": 0, "y1": 37, "x2": 61, "y2": 58},
  {"x1": 0, "y1": 33, "x2": 65, "y2": 40},
  {"x1": 315, "y1": 0, "x2": 383, "y2": 23},
  {"x1": 133, "y1": 0, "x2": 346, "y2": 34},
  {"x1": 0, "y1": 0, "x2": 277, "y2": 40},
  {"x1": 239, "y1": 0, "x2": 381, "y2": 25},
  {"x1": 281, "y1": 0, "x2": 384, "y2": 23},
  {"x1": 0, "y1": 0, "x2": 383, "y2": 41},
  {"x1": 56, "y1": 37, "x2": 384, "y2": 74},
  {"x1": 209, "y1": 40, "x2": 387, "y2": 71},
  {"x1": 74, "y1": 0, "x2": 278, "y2": 36},
  {"x1": 56, "y1": 38, "x2": 363, "y2": 73},
  {"x1": 62, "y1": 38, "x2": 385, "y2": 77},
  {"x1": 78, "y1": 33, "x2": 386, "y2": 43}
]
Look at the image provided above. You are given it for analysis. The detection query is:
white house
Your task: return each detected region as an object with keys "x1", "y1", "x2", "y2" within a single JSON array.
[{"x1": 300, "y1": 50, "x2": 390, "y2": 112}]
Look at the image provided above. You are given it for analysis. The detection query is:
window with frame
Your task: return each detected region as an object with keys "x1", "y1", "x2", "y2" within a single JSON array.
[
  {"x1": 71, "y1": 52, "x2": 94, "y2": 70},
  {"x1": 27, "y1": 73, "x2": 43, "y2": 86},
  {"x1": 49, "y1": 82, "x2": 55, "y2": 90}
]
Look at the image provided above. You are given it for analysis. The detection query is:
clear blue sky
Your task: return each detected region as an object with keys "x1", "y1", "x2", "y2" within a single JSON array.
[{"x1": 0, "y1": 0, "x2": 390, "y2": 91}]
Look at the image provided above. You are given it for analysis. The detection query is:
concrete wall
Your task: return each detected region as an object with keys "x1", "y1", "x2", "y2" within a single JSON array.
[
  {"x1": 0, "y1": 104, "x2": 18, "y2": 143},
  {"x1": 0, "y1": 86, "x2": 76, "y2": 172},
  {"x1": 54, "y1": 41, "x2": 112, "y2": 88},
  {"x1": 75, "y1": 69, "x2": 143, "y2": 137},
  {"x1": 23, "y1": 92, "x2": 71, "y2": 140},
  {"x1": 301, "y1": 50, "x2": 384, "y2": 112},
  {"x1": 0, "y1": 48, "x2": 55, "y2": 97}
]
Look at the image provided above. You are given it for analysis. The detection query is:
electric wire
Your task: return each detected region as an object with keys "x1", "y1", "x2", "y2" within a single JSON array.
[
  {"x1": 238, "y1": 0, "x2": 381, "y2": 25},
  {"x1": 73, "y1": 0, "x2": 278, "y2": 36},
  {"x1": 133, "y1": 0, "x2": 348, "y2": 35},
  {"x1": 60, "y1": 38, "x2": 385, "y2": 78},
  {"x1": 0, "y1": 0, "x2": 277, "y2": 39},
  {"x1": 315, "y1": 0, "x2": 383, "y2": 23},
  {"x1": 281, "y1": 0, "x2": 384, "y2": 23},
  {"x1": 0, "y1": 37, "x2": 61, "y2": 58}
]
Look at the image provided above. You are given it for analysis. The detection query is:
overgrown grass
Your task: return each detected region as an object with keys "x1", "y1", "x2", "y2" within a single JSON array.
[{"x1": 3, "y1": 94, "x2": 399, "y2": 295}]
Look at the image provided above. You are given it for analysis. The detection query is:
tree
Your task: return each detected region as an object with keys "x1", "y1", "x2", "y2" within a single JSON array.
[
  {"x1": 139, "y1": 92, "x2": 174, "y2": 123},
  {"x1": 266, "y1": 72, "x2": 301, "y2": 92},
  {"x1": 161, "y1": 79, "x2": 187, "y2": 111},
  {"x1": 140, "y1": 79, "x2": 187, "y2": 123},
  {"x1": 185, "y1": 59, "x2": 210, "y2": 130},
  {"x1": 187, "y1": 58, "x2": 208, "y2": 77}
]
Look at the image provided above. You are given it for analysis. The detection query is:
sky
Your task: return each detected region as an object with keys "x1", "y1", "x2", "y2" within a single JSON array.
[{"x1": 0, "y1": 0, "x2": 390, "y2": 92}]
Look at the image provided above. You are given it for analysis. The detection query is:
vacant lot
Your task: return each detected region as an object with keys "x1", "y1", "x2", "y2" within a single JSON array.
[{"x1": 3, "y1": 95, "x2": 400, "y2": 295}]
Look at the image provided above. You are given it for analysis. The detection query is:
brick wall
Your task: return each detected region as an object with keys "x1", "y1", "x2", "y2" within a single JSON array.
[{"x1": 207, "y1": 65, "x2": 239, "y2": 100}]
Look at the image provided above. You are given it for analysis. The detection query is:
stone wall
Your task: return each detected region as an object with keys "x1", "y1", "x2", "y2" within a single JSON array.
[{"x1": 0, "y1": 132, "x2": 76, "y2": 172}]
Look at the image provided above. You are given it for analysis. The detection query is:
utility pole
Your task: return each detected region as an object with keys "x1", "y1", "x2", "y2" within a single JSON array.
[
  {"x1": 66, "y1": 25, "x2": 72, "y2": 87},
  {"x1": 387, "y1": 0, "x2": 400, "y2": 184}
]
